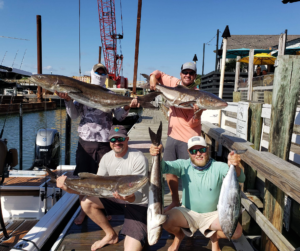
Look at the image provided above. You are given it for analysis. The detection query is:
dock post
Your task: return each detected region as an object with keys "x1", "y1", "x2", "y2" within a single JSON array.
[
  {"x1": 36, "y1": 15, "x2": 43, "y2": 103},
  {"x1": 19, "y1": 103, "x2": 23, "y2": 170},
  {"x1": 132, "y1": 0, "x2": 142, "y2": 95},
  {"x1": 264, "y1": 91, "x2": 272, "y2": 104},
  {"x1": 65, "y1": 115, "x2": 71, "y2": 165},
  {"x1": 262, "y1": 55, "x2": 300, "y2": 251},
  {"x1": 243, "y1": 102, "x2": 262, "y2": 191}
]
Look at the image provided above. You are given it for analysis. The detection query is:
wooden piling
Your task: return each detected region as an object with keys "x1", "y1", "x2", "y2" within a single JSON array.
[
  {"x1": 264, "y1": 91, "x2": 272, "y2": 104},
  {"x1": 243, "y1": 102, "x2": 262, "y2": 191},
  {"x1": 233, "y1": 92, "x2": 241, "y2": 102},
  {"x1": 262, "y1": 55, "x2": 300, "y2": 251},
  {"x1": 247, "y1": 49, "x2": 254, "y2": 101}
]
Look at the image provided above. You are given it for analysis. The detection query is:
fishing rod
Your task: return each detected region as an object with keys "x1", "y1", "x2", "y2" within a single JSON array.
[{"x1": 0, "y1": 95, "x2": 15, "y2": 139}]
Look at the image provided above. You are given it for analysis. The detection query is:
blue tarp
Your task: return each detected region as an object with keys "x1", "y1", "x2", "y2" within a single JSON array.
[
  {"x1": 220, "y1": 48, "x2": 272, "y2": 59},
  {"x1": 271, "y1": 47, "x2": 300, "y2": 57}
]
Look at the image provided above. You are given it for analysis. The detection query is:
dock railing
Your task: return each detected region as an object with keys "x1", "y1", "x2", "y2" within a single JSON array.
[{"x1": 201, "y1": 121, "x2": 300, "y2": 251}]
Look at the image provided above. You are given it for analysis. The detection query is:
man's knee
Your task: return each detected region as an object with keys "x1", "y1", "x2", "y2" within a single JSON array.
[
  {"x1": 81, "y1": 197, "x2": 103, "y2": 212},
  {"x1": 231, "y1": 224, "x2": 242, "y2": 240},
  {"x1": 163, "y1": 211, "x2": 179, "y2": 230}
]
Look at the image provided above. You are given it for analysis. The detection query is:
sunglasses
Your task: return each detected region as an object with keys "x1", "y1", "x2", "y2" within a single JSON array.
[
  {"x1": 181, "y1": 70, "x2": 195, "y2": 75},
  {"x1": 95, "y1": 72, "x2": 107, "y2": 76},
  {"x1": 110, "y1": 137, "x2": 126, "y2": 143},
  {"x1": 189, "y1": 147, "x2": 207, "y2": 155}
]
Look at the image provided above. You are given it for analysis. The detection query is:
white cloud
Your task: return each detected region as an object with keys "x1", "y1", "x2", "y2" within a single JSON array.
[
  {"x1": 84, "y1": 70, "x2": 91, "y2": 75},
  {"x1": 43, "y1": 65, "x2": 53, "y2": 70},
  {"x1": 0, "y1": 0, "x2": 4, "y2": 9}
]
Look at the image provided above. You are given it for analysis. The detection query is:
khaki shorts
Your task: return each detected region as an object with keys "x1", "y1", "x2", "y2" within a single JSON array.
[{"x1": 174, "y1": 206, "x2": 219, "y2": 238}]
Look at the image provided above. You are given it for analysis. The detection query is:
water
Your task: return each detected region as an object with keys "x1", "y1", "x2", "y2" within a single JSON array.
[
  {"x1": 0, "y1": 108, "x2": 81, "y2": 170},
  {"x1": 0, "y1": 107, "x2": 142, "y2": 170}
]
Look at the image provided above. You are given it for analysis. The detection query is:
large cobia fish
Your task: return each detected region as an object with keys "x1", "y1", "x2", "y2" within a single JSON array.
[
  {"x1": 30, "y1": 74, "x2": 160, "y2": 112},
  {"x1": 141, "y1": 74, "x2": 228, "y2": 110},
  {"x1": 46, "y1": 167, "x2": 149, "y2": 197},
  {"x1": 218, "y1": 150, "x2": 245, "y2": 240},
  {"x1": 147, "y1": 122, "x2": 167, "y2": 245}
]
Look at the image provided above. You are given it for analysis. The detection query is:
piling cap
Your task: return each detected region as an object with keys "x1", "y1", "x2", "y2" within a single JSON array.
[
  {"x1": 188, "y1": 136, "x2": 207, "y2": 149},
  {"x1": 181, "y1": 62, "x2": 197, "y2": 73},
  {"x1": 92, "y1": 63, "x2": 108, "y2": 74},
  {"x1": 108, "y1": 125, "x2": 128, "y2": 140}
]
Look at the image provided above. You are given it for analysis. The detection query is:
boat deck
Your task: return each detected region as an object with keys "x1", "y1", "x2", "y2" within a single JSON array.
[
  {"x1": 0, "y1": 169, "x2": 75, "y2": 250},
  {"x1": 0, "y1": 220, "x2": 39, "y2": 251},
  {"x1": 55, "y1": 109, "x2": 237, "y2": 251}
]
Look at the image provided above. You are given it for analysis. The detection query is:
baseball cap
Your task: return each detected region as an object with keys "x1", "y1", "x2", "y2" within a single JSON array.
[
  {"x1": 92, "y1": 63, "x2": 108, "y2": 74},
  {"x1": 181, "y1": 62, "x2": 197, "y2": 73},
  {"x1": 187, "y1": 136, "x2": 207, "y2": 150},
  {"x1": 108, "y1": 125, "x2": 128, "y2": 140}
]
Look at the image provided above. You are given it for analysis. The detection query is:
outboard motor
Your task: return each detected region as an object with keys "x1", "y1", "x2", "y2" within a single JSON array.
[{"x1": 32, "y1": 129, "x2": 60, "y2": 170}]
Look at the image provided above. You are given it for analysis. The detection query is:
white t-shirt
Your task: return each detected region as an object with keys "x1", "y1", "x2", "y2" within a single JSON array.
[{"x1": 97, "y1": 148, "x2": 149, "y2": 205}]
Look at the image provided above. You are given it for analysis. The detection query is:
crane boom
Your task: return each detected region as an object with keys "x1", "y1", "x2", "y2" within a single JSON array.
[{"x1": 97, "y1": 0, "x2": 123, "y2": 78}]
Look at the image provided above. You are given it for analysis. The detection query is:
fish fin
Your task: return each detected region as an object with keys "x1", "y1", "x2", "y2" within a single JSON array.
[
  {"x1": 138, "y1": 92, "x2": 161, "y2": 108},
  {"x1": 78, "y1": 172, "x2": 99, "y2": 178},
  {"x1": 155, "y1": 214, "x2": 167, "y2": 226},
  {"x1": 149, "y1": 121, "x2": 162, "y2": 146},
  {"x1": 139, "y1": 83, "x2": 150, "y2": 89},
  {"x1": 178, "y1": 101, "x2": 196, "y2": 106},
  {"x1": 44, "y1": 166, "x2": 57, "y2": 183},
  {"x1": 141, "y1": 73, "x2": 150, "y2": 82},
  {"x1": 175, "y1": 85, "x2": 189, "y2": 90}
]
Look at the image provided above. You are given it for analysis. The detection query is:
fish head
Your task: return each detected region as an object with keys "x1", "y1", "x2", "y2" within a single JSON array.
[
  {"x1": 148, "y1": 227, "x2": 163, "y2": 246},
  {"x1": 117, "y1": 175, "x2": 148, "y2": 196},
  {"x1": 30, "y1": 74, "x2": 57, "y2": 92},
  {"x1": 197, "y1": 91, "x2": 228, "y2": 110},
  {"x1": 30, "y1": 74, "x2": 77, "y2": 93}
]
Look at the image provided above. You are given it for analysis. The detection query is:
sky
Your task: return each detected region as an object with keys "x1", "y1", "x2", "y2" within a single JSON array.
[{"x1": 0, "y1": 0, "x2": 300, "y2": 82}]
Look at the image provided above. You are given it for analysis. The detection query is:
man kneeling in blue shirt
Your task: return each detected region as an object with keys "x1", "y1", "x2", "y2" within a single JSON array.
[{"x1": 149, "y1": 136, "x2": 245, "y2": 251}]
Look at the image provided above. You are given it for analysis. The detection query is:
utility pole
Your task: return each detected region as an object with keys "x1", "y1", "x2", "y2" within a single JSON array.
[
  {"x1": 133, "y1": 0, "x2": 142, "y2": 95},
  {"x1": 215, "y1": 29, "x2": 219, "y2": 71},
  {"x1": 202, "y1": 43, "x2": 205, "y2": 76}
]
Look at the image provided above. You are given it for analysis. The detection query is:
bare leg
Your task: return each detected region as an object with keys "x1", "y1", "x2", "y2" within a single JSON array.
[
  {"x1": 209, "y1": 217, "x2": 243, "y2": 251},
  {"x1": 81, "y1": 197, "x2": 118, "y2": 251},
  {"x1": 162, "y1": 209, "x2": 189, "y2": 251},
  {"x1": 124, "y1": 235, "x2": 142, "y2": 251},
  {"x1": 164, "y1": 174, "x2": 180, "y2": 212},
  {"x1": 74, "y1": 195, "x2": 86, "y2": 225}
]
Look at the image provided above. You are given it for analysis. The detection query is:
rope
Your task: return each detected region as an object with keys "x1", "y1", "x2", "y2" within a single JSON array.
[
  {"x1": 0, "y1": 36, "x2": 29, "y2": 41},
  {"x1": 20, "y1": 239, "x2": 41, "y2": 251},
  {"x1": 205, "y1": 35, "x2": 217, "y2": 46}
]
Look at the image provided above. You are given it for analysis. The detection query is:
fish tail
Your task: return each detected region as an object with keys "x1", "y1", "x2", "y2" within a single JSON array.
[
  {"x1": 149, "y1": 121, "x2": 162, "y2": 147},
  {"x1": 139, "y1": 83, "x2": 150, "y2": 89},
  {"x1": 44, "y1": 166, "x2": 57, "y2": 183},
  {"x1": 138, "y1": 92, "x2": 161, "y2": 109}
]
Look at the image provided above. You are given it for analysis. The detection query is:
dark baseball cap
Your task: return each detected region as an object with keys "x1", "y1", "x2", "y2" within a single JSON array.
[{"x1": 108, "y1": 125, "x2": 128, "y2": 140}]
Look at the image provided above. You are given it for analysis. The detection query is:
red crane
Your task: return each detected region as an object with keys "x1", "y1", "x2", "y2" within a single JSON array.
[{"x1": 97, "y1": 0, "x2": 123, "y2": 79}]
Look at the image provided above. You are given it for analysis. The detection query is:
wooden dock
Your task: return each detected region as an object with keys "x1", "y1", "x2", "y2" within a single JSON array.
[{"x1": 56, "y1": 108, "x2": 237, "y2": 251}]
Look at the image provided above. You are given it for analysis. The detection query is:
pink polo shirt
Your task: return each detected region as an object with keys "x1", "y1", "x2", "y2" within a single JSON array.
[{"x1": 150, "y1": 70, "x2": 201, "y2": 143}]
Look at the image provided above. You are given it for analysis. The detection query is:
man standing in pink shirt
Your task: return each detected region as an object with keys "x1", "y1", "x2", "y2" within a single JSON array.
[{"x1": 150, "y1": 62, "x2": 204, "y2": 212}]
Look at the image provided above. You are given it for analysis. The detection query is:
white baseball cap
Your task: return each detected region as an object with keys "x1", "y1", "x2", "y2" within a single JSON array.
[
  {"x1": 181, "y1": 62, "x2": 197, "y2": 73},
  {"x1": 187, "y1": 136, "x2": 207, "y2": 150}
]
